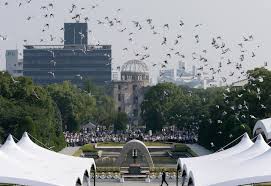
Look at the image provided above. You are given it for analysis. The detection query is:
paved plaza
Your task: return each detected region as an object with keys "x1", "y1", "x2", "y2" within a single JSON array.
[
  {"x1": 186, "y1": 144, "x2": 212, "y2": 156},
  {"x1": 97, "y1": 181, "x2": 175, "y2": 186},
  {"x1": 59, "y1": 146, "x2": 80, "y2": 155}
]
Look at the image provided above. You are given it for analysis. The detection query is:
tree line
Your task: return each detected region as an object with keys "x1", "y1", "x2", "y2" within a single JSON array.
[
  {"x1": 1, "y1": 67, "x2": 270, "y2": 151},
  {"x1": 0, "y1": 73, "x2": 122, "y2": 151},
  {"x1": 141, "y1": 68, "x2": 271, "y2": 150}
]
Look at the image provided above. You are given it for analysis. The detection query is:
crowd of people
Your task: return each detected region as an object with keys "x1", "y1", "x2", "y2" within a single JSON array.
[{"x1": 63, "y1": 126, "x2": 198, "y2": 146}]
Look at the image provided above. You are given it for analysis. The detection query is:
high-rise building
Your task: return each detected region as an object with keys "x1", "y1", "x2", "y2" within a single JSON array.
[
  {"x1": 179, "y1": 61, "x2": 186, "y2": 71},
  {"x1": 23, "y1": 23, "x2": 111, "y2": 87},
  {"x1": 158, "y1": 64, "x2": 222, "y2": 89},
  {"x1": 192, "y1": 65, "x2": 197, "y2": 77},
  {"x1": 5, "y1": 50, "x2": 23, "y2": 77}
]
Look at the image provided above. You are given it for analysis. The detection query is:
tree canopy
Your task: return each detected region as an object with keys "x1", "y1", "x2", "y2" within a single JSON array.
[
  {"x1": 141, "y1": 68, "x2": 271, "y2": 151},
  {"x1": 141, "y1": 83, "x2": 195, "y2": 132},
  {"x1": 0, "y1": 73, "x2": 117, "y2": 151},
  {"x1": 0, "y1": 72, "x2": 65, "y2": 150}
]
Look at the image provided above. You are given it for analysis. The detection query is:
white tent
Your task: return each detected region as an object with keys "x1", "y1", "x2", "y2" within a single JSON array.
[
  {"x1": 177, "y1": 133, "x2": 253, "y2": 177},
  {"x1": 206, "y1": 147, "x2": 271, "y2": 186},
  {"x1": 253, "y1": 118, "x2": 271, "y2": 140},
  {"x1": 188, "y1": 134, "x2": 270, "y2": 186},
  {"x1": 0, "y1": 132, "x2": 96, "y2": 186},
  {"x1": 175, "y1": 118, "x2": 271, "y2": 186}
]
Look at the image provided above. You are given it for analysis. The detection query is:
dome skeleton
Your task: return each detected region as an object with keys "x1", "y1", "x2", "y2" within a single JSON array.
[{"x1": 121, "y1": 60, "x2": 149, "y2": 73}]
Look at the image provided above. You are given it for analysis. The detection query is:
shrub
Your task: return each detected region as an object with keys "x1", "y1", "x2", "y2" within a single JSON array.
[{"x1": 81, "y1": 144, "x2": 97, "y2": 153}]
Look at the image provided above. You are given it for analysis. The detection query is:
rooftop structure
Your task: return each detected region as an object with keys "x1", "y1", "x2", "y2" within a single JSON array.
[
  {"x1": 64, "y1": 23, "x2": 88, "y2": 46},
  {"x1": 121, "y1": 60, "x2": 149, "y2": 82}
]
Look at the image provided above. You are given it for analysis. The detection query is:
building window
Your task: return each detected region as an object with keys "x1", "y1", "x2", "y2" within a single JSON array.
[
  {"x1": 133, "y1": 96, "x2": 138, "y2": 104},
  {"x1": 118, "y1": 107, "x2": 121, "y2": 112},
  {"x1": 133, "y1": 109, "x2": 138, "y2": 116},
  {"x1": 118, "y1": 94, "x2": 123, "y2": 102},
  {"x1": 133, "y1": 84, "x2": 137, "y2": 91},
  {"x1": 118, "y1": 85, "x2": 121, "y2": 90}
]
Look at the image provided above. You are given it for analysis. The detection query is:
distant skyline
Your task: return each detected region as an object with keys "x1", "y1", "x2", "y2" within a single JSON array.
[{"x1": 1, "y1": 0, "x2": 271, "y2": 84}]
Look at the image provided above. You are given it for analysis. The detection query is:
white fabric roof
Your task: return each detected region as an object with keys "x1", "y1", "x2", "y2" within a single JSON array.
[
  {"x1": 0, "y1": 132, "x2": 95, "y2": 186},
  {"x1": 208, "y1": 147, "x2": 271, "y2": 186},
  {"x1": 189, "y1": 134, "x2": 270, "y2": 186},
  {"x1": 177, "y1": 133, "x2": 253, "y2": 175},
  {"x1": 253, "y1": 118, "x2": 271, "y2": 140}
]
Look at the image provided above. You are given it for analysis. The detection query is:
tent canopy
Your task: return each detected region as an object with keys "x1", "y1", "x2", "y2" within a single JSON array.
[
  {"x1": 189, "y1": 134, "x2": 270, "y2": 186},
  {"x1": 253, "y1": 118, "x2": 271, "y2": 140},
  {"x1": 177, "y1": 133, "x2": 253, "y2": 175},
  {"x1": 0, "y1": 132, "x2": 96, "y2": 186}
]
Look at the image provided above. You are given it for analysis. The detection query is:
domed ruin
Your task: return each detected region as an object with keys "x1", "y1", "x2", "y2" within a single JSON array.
[{"x1": 121, "y1": 60, "x2": 149, "y2": 81}]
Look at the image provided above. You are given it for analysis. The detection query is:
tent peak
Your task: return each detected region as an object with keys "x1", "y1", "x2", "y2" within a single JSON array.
[
  {"x1": 6, "y1": 134, "x2": 15, "y2": 143},
  {"x1": 22, "y1": 132, "x2": 29, "y2": 138},
  {"x1": 7, "y1": 134, "x2": 13, "y2": 140},
  {"x1": 243, "y1": 133, "x2": 249, "y2": 139},
  {"x1": 256, "y1": 134, "x2": 264, "y2": 141},
  {"x1": 1, "y1": 134, "x2": 16, "y2": 148}
]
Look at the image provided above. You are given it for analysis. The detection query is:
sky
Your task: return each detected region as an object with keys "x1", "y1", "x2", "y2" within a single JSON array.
[{"x1": 0, "y1": 0, "x2": 271, "y2": 84}]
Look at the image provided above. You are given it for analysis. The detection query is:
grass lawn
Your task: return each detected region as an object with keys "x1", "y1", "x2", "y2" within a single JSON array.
[
  {"x1": 152, "y1": 156, "x2": 177, "y2": 164},
  {"x1": 96, "y1": 142, "x2": 171, "y2": 147},
  {"x1": 96, "y1": 142, "x2": 125, "y2": 146},
  {"x1": 73, "y1": 144, "x2": 97, "y2": 156}
]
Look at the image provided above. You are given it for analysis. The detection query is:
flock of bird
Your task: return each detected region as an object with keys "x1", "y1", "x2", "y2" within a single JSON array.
[
  {"x1": 0, "y1": 0, "x2": 270, "y2": 148},
  {"x1": 0, "y1": 0, "x2": 269, "y2": 85}
]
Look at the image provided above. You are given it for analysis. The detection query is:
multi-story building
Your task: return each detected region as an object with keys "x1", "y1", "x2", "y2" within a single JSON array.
[
  {"x1": 159, "y1": 64, "x2": 222, "y2": 89},
  {"x1": 113, "y1": 60, "x2": 150, "y2": 125},
  {"x1": 23, "y1": 23, "x2": 111, "y2": 87},
  {"x1": 231, "y1": 79, "x2": 248, "y2": 87},
  {"x1": 5, "y1": 50, "x2": 23, "y2": 77}
]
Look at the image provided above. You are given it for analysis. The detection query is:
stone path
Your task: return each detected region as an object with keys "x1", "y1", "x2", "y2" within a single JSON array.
[
  {"x1": 186, "y1": 144, "x2": 212, "y2": 156},
  {"x1": 96, "y1": 181, "x2": 175, "y2": 186},
  {"x1": 59, "y1": 146, "x2": 80, "y2": 155}
]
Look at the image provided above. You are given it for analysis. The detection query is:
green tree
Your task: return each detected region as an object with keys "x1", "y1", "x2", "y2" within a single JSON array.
[
  {"x1": 17, "y1": 116, "x2": 36, "y2": 137},
  {"x1": 94, "y1": 95, "x2": 116, "y2": 128},
  {"x1": 141, "y1": 83, "x2": 185, "y2": 132},
  {"x1": 113, "y1": 112, "x2": 128, "y2": 132},
  {"x1": 47, "y1": 81, "x2": 96, "y2": 132},
  {"x1": 198, "y1": 68, "x2": 271, "y2": 150},
  {"x1": 0, "y1": 72, "x2": 66, "y2": 151},
  {"x1": 0, "y1": 126, "x2": 4, "y2": 143}
]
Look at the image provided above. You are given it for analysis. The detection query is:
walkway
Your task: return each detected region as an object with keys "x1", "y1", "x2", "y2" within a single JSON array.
[
  {"x1": 97, "y1": 180, "x2": 175, "y2": 186},
  {"x1": 186, "y1": 144, "x2": 212, "y2": 156},
  {"x1": 59, "y1": 146, "x2": 80, "y2": 156}
]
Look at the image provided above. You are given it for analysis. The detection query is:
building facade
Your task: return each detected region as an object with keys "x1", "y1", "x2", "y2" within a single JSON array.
[
  {"x1": 5, "y1": 50, "x2": 23, "y2": 77},
  {"x1": 113, "y1": 60, "x2": 150, "y2": 125},
  {"x1": 159, "y1": 63, "x2": 222, "y2": 89},
  {"x1": 23, "y1": 23, "x2": 111, "y2": 87}
]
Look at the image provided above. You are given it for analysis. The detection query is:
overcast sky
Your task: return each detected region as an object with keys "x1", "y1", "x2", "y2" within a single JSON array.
[{"x1": 0, "y1": 0, "x2": 271, "y2": 83}]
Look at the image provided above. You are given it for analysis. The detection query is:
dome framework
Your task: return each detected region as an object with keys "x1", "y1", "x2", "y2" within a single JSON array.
[{"x1": 121, "y1": 60, "x2": 149, "y2": 73}]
